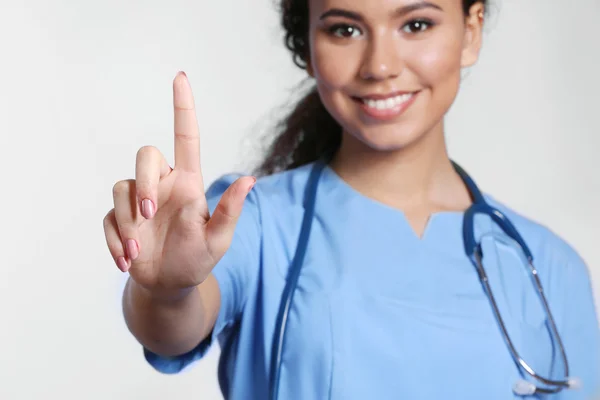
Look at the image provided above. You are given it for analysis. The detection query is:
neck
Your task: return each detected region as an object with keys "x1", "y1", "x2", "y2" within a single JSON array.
[{"x1": 329, "y1": 121, "x2": 471, "y2": 212}]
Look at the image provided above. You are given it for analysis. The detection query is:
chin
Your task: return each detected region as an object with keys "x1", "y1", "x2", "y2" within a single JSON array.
[{"x1": 342, "y1": 119, "x2": 432, "y2": 153}]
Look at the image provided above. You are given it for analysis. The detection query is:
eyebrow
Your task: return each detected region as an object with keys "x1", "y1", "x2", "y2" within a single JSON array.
[{"x1": 319, "y1": 1, "x2": 443, "y2": 21}]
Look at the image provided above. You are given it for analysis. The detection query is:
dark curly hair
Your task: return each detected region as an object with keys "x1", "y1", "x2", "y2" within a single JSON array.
[{"x1": 255, "y1": 0, "x2": 488, "y2": 176}]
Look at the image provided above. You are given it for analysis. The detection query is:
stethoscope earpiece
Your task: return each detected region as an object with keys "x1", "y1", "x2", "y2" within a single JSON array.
[
  {"x1": 568, "y1": 378, "x2": 582, "y2": 390},
  {"x1": 513, "y1": 380, "x2": 536, "y2": 396}
]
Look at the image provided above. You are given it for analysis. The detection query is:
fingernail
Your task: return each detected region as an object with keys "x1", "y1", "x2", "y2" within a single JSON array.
[
  {"x1": 126, "y1": 239, "x2": 139, "y2": 260},
  {"x1": 180, "y1": 71, "x2": 187, "y2": 78},
  {"x1": 142, "y1": 199, "x2": 155, "y2": 219},
  {"x1": 117, "y1": 256, "x2": 129, "y2": 272}
]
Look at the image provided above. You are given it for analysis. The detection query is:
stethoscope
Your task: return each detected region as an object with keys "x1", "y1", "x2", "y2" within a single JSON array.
[{"x1": 268, "y1": 158, "x2": 581, "y2": 399}]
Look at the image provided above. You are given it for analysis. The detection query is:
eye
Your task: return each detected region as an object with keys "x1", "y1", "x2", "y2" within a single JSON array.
[
  {"x1": 328, "y1": 24, "x2": 362, "y2": 38},
  {"x1": 402, "y1": 19, "x2": 434, "y2": 34}
]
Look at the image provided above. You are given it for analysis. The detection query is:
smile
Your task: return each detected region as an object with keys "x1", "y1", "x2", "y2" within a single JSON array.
[
  {"x1": 352, "y1": 91, "x2": 419, "y2": 121},
  {"x1": 361, "y1": 93, "x2": 414, "y2": 110}
]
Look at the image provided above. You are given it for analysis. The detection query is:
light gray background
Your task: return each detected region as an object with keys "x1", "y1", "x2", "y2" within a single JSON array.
[{"x1": 0, "y1": 0, "x2": 598, "y2": 399}]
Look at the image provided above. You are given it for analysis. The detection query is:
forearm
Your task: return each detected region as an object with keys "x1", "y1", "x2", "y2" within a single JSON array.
[{"x1": 122, "y1": 276, "x2": 217, "y2": 357}]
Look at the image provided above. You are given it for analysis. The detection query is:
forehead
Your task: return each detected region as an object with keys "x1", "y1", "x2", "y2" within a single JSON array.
[{"x1": 308, "y1": 0, "x2": 462, "y2": 14}]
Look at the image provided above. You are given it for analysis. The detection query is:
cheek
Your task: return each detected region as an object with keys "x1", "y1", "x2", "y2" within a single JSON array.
[
  {"x1": 407, "y1": 41, "x2": 463, "y2": 87},
  {"x1": 311, "y1": 37, "x2": 361, "y2": 90}
]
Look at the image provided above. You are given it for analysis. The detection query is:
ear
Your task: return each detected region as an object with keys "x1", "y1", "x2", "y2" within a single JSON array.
[{"x1": 461, "y1": 2, "x2": 485, "y2": 68}]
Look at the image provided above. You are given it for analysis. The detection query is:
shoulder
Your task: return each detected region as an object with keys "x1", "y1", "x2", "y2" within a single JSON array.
[{"x1": 483, "y1": 193, "x2": 589, "y2": 275}]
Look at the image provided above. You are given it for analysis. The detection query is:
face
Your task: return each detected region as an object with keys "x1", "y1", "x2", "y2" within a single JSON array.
[{"x1": 307, "y1": 0, "x2": 484, "y2": 152}]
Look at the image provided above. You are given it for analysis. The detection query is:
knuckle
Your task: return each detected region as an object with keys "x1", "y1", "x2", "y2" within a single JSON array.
[
  {"x1": 103, "y1": 209, "x2": 115, "y2": 229},
  {"x1": 112, "y1": 205, "x2": 138, "y2": 233},
  {"x1": 116, "y1": 220, "x2": 137, "y2": 238},
  {"x1": 102, "y1": 214, "x2": 122, "y2": 256},
  {"x1": 107, "y1": 238, "x2": 122, "y2": 255},
  {"x1": 214, "y1": 201, "x2": 236, "y2": 221},
  {"x1": 173, "y1": 131, "x2": 198, "y2": 144},
  {"x1": 135, "y1": 180, "x2": 152, "y2": 196},
  {"x1": 176, "y1": 207, "x2": 203, "y2": 231},
  {"x1": 136, "y1": 145, "x2": 160, "y2": 160},
  {"x1": 174, "y1": 104, "x2": 194, "y2": 111},
  {"x1": 112, "y1": 180, "x2": 132, "y2": 197}
]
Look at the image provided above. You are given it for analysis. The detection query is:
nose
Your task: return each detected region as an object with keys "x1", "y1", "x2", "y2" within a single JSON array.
[{"x1": 359, "y1": 32, "x2": 404, "y2": 81}]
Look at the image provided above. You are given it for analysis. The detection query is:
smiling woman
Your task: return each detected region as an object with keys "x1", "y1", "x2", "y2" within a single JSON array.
[
  {"x1": 257, "y1": 0, "x2": 486, "y2": 177},
  {"x1": 107, "y1": 0, "x2": 600, "y2": 399}
]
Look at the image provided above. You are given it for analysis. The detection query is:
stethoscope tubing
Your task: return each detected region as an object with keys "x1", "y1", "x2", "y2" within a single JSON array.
[{"x1": 267, "y1": 160, "x2": 574, "y2": 400}]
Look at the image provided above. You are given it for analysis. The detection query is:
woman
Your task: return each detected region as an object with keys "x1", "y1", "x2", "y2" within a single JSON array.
[{"x1": 104, "y1": 0, "x2": 600, "y2": 398}]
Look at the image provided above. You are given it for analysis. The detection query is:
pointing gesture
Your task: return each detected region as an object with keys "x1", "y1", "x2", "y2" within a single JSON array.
[
  {"x1": 173, "y1": 72, "x2": 202, "y2": 174},
  {"x1": 103, "y1": 72, "x2": 256, "y2": 299}
]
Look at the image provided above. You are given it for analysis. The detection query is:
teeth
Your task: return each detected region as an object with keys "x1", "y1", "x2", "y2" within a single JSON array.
[{"x1": 364, "y1": 93, "x2": 413, "y2": 110}]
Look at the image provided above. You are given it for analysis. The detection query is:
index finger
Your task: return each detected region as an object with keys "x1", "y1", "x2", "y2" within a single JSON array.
[{"x1": 173, "y1": 71, "x2": 201, "y2": 174}]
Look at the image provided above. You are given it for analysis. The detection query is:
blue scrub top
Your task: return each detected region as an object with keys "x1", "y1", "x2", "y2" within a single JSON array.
[{"x1": 143, "y1": 162, "x2": 600, "y2": 400}]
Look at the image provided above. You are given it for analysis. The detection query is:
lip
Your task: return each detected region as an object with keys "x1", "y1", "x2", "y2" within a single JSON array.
[
  {"x1": 357, "y1": 91, "x2": 416, "y2": 100},
  {"x1": 352, "y1": 91, "x2": 420, "y2": 121}
]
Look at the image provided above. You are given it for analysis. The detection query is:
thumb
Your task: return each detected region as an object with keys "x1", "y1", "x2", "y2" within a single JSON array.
[{"x1": 205, "y1": 176, "x2": 256, "y2": 257}]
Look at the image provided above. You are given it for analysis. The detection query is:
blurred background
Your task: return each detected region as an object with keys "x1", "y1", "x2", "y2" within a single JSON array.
[{"x1": 0, "y1": 0, "x2": 598, "y2": 398}]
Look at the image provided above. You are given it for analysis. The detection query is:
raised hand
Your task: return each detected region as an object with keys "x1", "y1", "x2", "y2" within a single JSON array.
[{"x1": 103, "y1": 72, "x2": 256, "y2": 299}]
